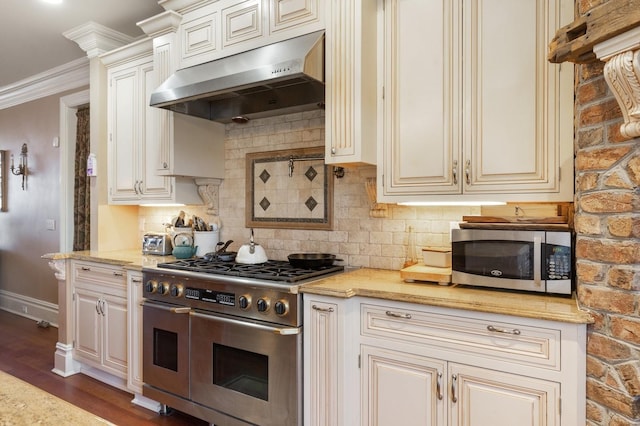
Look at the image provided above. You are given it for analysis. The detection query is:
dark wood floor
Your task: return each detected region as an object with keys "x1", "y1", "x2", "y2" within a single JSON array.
[{"x1": 0, "y1": 309, "x2": 207, "y2": 426}]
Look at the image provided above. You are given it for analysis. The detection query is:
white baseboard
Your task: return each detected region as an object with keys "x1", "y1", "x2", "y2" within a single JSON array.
[
  {"x1": 131, "y1": 393, "x2": 162, "y2": 413},
  {"x1": 0, "y1": 289, "x2": 59, "y2": 327}
]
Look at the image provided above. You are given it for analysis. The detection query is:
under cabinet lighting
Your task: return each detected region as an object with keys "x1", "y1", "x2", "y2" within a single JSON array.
[
  {"x1": 42, "y1": 0, "x2": 63, "y2": 4},
  {"x1": 397, "y1": 201, "x2": 507, "y2": 207}
]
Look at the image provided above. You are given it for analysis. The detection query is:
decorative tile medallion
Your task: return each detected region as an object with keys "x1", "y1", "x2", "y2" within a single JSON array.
[
  {"x1": 246, "y1": 147, "x2": 333, "y2": 230},
  {"x1": 259, "y1": 169, "x2": 271, "y2": 183},
  {"x1": 305, "y1": 196, "x2": 318, "y2": 211},
  {"x1": 305, "y1": 166, "x2": 318, "y2": 181},
  {"x1": 259, "y1": 197, "x2": 271, "y2": 211}
]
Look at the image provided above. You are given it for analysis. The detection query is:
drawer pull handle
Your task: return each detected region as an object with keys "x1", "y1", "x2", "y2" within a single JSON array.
[
  {"x1": 113, "y1": 272, "x2": 123, "y2": 277},
  {"x1": 312, "y1": 304, "x2": 334, "y2": 313},
  {"x1": 81, "y1": 267, "x2": 91, "y2": 271},
  {"x1": 487, "y1": 325, "x2": 521, "y2": 335},
  {"x1": 451, "y1": 374, "x2": 458, "y2": 403},
  {"x1": 436, "y1": 372, "x2": 443, "y2": 400},
  {"x1": 385, "y1": 310, "x2": 411, "y2": 319}
]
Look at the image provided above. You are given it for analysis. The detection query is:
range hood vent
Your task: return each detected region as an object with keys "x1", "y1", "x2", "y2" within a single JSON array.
[{"x1": 150, "y1": 31, "x2": 325, "y2": 123}]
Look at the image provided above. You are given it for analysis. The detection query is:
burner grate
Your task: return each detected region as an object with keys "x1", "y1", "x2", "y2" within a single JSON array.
[{"x1": 156, "y1": 259, "x2": 343, "y2": 283}]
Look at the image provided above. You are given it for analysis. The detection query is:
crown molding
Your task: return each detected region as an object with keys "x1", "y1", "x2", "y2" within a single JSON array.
[
  {"x1": 138, "y1": 10, "x2": 183, "y2": 37},
  {"x1": 0, "y1": 58, "x2": 89, "y2": 110},
  {"x1": 63, "y1": 21, "x2": 135, "y2": 59}
]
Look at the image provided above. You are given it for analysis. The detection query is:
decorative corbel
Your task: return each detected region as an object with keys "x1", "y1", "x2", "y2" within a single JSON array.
[
  {"x1": 594, "y1": 27, "x2": 640, "y2": 139},
  {"x1": 195, "y1": 178, "x2": 223, "y2": 217},
  {"x1": 365, "y1": 177, "x2": 389, "y2": 218}
]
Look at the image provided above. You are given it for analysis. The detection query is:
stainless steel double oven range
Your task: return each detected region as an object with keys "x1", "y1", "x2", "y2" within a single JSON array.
[{"x1": 141, "y1": 258, "x2": 343, "y2": 426}]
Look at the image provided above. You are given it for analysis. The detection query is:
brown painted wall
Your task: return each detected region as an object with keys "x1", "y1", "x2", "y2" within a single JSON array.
[
  {"x1": 573, "y1": 3, "x2": 640, "y2": 424},
  {"x1": 0, "y1": 91, "x2": 78, "y2": 306}
]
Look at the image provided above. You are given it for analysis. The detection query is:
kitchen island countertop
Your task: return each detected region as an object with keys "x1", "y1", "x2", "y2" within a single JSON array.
[{"x1": 301, "y1": 267, "x2": 593, "y2": 324}]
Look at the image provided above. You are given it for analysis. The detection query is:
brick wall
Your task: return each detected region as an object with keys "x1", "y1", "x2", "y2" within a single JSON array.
[{"x1": 573, "y1": 4, "x2": 640, "y2": 422}]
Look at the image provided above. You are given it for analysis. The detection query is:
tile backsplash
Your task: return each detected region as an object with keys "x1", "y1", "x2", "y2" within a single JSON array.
[{"x1": 140, "y1": 111, "x2": 479, "y2": 270}]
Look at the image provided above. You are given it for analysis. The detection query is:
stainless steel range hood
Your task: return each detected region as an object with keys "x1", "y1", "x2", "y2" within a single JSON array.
[{"x1": 150, "y1": 30, "x2": 325, "y2": 123}]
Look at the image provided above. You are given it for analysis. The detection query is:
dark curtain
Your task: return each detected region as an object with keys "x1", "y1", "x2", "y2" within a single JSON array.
[{"x1": 73, "y1": 106, "x2": 90, "y2": 251}]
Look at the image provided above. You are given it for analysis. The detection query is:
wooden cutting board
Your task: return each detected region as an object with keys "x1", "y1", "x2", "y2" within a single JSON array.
[
  {"x1": 459, "y1": 222, "x2": 570, "y2": 230},
  {"x1": 400, "y1": 264, "x2": 452, "y2": 285},
  {"x1": 462, "y1": 215, "x2": 567, "y2": 224}
]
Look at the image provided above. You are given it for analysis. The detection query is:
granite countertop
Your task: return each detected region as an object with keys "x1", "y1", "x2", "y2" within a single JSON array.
[
  {"x1": 42, "y1": 249, "x2": 173, "y2": 271},
  {"x1": 43, "y1": 251, "x2": 593, "y2": 324},
  {"x1": 301, "y1": 268, "x2": 594, "y2": 324}
]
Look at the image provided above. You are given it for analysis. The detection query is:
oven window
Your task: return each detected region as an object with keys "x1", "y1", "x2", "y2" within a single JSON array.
[
  {"x1": 153, "y1": 328, "x2": 178, "y2": 372},
  {"x1": 456, "y1": 240, "x2": 534, "y2": 279},
  {"x1": 213, "y1": 344, "x2": 268, "y2": 401}
]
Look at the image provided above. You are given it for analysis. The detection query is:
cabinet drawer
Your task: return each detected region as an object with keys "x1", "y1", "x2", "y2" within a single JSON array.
[
  {"x1": 361, "y1": 303, "x2": 560, "y2": 370},
  {"x1": 72, "y1": 261, "x2": 126, "y2": 290}
]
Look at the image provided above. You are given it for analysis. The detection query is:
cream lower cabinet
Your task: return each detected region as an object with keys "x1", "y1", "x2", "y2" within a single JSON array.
[
  {"x1": 377, "y1": 0, "x2": 574, "y2": 203},
  {"x1": 361, "y1": 345, "x2": 446, "y2": 425},
  {"x1": 72, "y1": 261, "x2": 127, "y2": 379},
  {"x1": 304, "y1": 295, "x2": 585, "y2": 425},
  {"x1": 126, "y1": 270, "x2": 144, "y2": 393}
]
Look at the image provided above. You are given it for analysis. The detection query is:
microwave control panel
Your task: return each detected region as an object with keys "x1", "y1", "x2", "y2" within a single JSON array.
[{"x1": 545, "y1": 245, "x2": 571, "y2": 280}]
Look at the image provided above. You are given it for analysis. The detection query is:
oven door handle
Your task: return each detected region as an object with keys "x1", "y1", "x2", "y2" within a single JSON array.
[
  {"x1": 190, "y1": 310, "x2": 301, "y2": 336},
  {"x1": 141, "y1": 300, "x2": 191, "y2": 314}
]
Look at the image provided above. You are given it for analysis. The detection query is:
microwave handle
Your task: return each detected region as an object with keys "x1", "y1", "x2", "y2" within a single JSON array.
[{"x1": 534, "y1": 234, "x2": 542, "y2": 287}]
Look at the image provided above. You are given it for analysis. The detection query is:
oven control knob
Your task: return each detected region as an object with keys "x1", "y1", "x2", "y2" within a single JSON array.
[
  {"x1": 274, "y1": 300, "x2": 288, "y2": 316},
  {"x1": 257, "y1": 298, "x2": 270, "y2": 312},
  {"x1": 238, "y1": 295, "x2": 251, "y2": 309},
  {"x1": 144, "y1": 280, "x2": 158, "y2": 293},
  {"x1": 157, "y1": 282, "x2": 170, "y2": 295},
  {"x1": 169, "y1": 284, "x2": 184, "y2": 298}
]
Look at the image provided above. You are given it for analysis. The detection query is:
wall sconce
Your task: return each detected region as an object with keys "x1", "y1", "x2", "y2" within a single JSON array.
[{"x1": 10, "y1": 143, "x2": 28, "y2": 190}]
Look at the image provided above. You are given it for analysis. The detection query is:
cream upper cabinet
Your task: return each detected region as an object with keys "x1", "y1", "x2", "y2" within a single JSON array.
[
  {"x1": 324, "y1": 0, "x2": 377, "y2": 166},
  {"x1": 106, "y1": 47, "x2": 173, "y2": 204},
  {"x1": 103, "y1": 37, "x2": 223, "y2": 205},
  {"x1": 377, "y1": 0, "x2": 574, "y2": 203},
  {"x1": 178, "y1": 0, "x2": 324, "y2": 69}
]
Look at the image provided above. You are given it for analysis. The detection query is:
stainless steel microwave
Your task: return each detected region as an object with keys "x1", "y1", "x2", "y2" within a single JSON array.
[{"x1": 451, "y1": 229, "x2": 573, "y2": 295}]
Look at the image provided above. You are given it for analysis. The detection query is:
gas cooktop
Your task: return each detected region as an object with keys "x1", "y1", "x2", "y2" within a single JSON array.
[{"x1": 156, "y1": 258, "x2": 344, "y2": 283}]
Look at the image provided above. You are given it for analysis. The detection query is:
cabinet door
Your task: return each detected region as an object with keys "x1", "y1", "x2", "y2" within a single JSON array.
[
  {"x1": 304, "y1": 300, "x2": 339, "y2": 426},
  {"x1": 73, "y1": 287, "x2": 101, "y2": 365},
  {"x1": 324, "y1": 0, "x2": 377, "y2": 166},
  {"x1": 462, "y1": 0, "x2": 572, "y2": 198},
  {"x1": 449, "y1": 363, "x2": 559, "y2": 426},
  {"x1": 140, "y1": 61, "x2": 172, "y2": 200},
  {"x1": 379, "y1": 0, "x2": 462, "y2": 197},
  {"x1": 102, "y1": 293, "x2": 128, "y2": 376},
  {"x1": 270, "y1": 0, "x2": 321, "y2": 34},
  {"x1": 378, "y1": 0, "x2": 573, "y2": 202},
  {"x1": 108, "y1": 65, "x2": 140, "y2": 202},
  {"x1": 361, "y1": 345, "x2": 446, "y2": 426},
  {"x1": 127, "y1": 272, "x2": 144, "y2": 393},
  {"x1": 222, "y1": 0, "x2": 263, "y2": 48}
]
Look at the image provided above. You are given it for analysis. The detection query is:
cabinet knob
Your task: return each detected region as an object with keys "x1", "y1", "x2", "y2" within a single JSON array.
[
  {"x1": 163, "y1": 162, "x2": 168, "y2": 169},
  {"x1": 331, "y1": 147, "x2": 336, "y2": 155}
]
